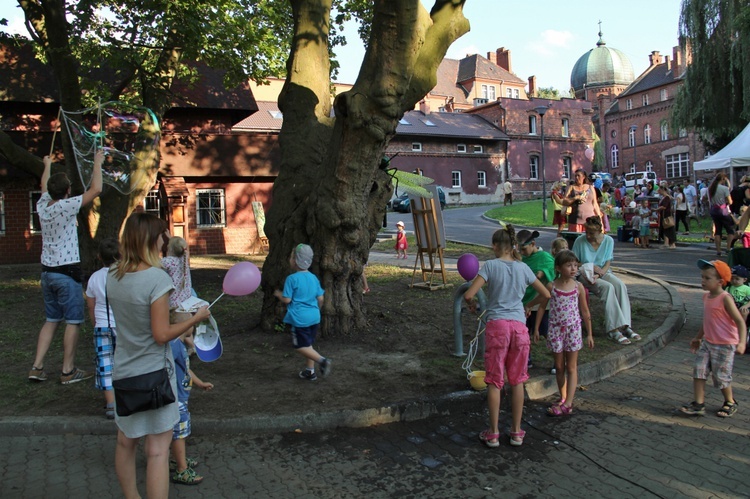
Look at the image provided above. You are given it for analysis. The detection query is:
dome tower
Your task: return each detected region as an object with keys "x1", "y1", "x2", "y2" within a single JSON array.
[{"x1": 570, "y1": 24, "x2": 634, "y2": 101}]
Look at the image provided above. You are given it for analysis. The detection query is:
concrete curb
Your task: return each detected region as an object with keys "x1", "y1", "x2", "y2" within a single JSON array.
[{"x1": 0, "y1": 271, "x2": 684, "y2": 437}]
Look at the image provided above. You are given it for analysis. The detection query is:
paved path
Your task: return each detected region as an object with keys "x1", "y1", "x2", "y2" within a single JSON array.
[{"x1": 2, "y1": 278, "x2": 748, "y2": 497}]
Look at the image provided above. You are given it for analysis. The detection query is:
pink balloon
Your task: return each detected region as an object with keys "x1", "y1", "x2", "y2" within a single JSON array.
[
  {"x1": 585, "y1": 147, "x2": 595, "y2": 161},
  {"x1": 223, "y1": 262, "x2": 261, "y2": 296},
  {"x1": 457, "y1": 253, "x2": 479, "y2": 281}
]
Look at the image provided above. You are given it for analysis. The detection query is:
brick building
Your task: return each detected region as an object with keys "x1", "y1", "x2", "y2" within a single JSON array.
[
  {"x1": 0, "y1": 42, "x2": 274, "y2": 264},
  {"x1": 601, "y1": 45, "x2": 706, "y2": 184},
  {"x1": 465, "y1": 97, "x2": 596, "y2": 198}
]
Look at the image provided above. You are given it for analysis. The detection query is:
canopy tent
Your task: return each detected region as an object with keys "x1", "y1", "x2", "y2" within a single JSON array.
[{"x1": 694, "y1": 122, "x2": 750, "y2": 173}]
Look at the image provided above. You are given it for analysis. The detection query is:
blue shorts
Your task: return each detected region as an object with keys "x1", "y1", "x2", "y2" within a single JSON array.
[
  {"x1": 94, "y1": 327, "x2": 116, "y2": 391},
  {"x1": 41, "y1": 271, "x2": 84, "y2": 324},
  {"x1": 172, "y1": 401, "x2": 191, "y2": 440},
  {"x1": 291, "y1": 325, "x2": 318, "y2": 349}
]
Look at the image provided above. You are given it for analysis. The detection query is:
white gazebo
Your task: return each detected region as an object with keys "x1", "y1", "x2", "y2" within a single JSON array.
[{"x1": 694, "y1": 123, "x2": 750, "y2": 181}]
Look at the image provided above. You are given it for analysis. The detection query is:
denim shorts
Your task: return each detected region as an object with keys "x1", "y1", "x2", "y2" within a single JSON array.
[
  {"x1": 42, "y1": 271, "x2": 84, "y2": 324},
  {"x1": 291, "y1": 325, "x2": 318, "y2": 349}
]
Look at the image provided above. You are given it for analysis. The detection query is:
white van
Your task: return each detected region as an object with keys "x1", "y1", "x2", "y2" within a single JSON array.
[{"x1": 624, "y1": 171, "x2": 657, "y2": 188}]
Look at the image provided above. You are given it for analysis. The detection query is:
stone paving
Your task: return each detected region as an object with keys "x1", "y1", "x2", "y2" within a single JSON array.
[{"x1": 1, "y1": 276, "x2": 748, "y2": 498}]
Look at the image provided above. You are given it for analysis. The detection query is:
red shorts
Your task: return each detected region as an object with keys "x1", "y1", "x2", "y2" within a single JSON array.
[
  {"x1": 553, "y1": 210, "x2": 566, "y2": 226},
  {"x1": 483, "y1": 319, "x2": 530, "y2": 389}
]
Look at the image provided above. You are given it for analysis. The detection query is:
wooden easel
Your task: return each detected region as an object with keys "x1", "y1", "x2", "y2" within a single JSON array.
[{"x1": 409, "y1": 192, "x2": 449, "y2": 291}]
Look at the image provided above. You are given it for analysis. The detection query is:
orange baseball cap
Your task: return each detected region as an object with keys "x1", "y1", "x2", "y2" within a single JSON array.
[{"x1": 697, "y1": 259, "x2": 731, "y2": 285}]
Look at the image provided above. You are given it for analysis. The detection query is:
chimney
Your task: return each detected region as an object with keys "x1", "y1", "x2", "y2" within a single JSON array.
[
  {"x1": 648, "y1": 51, "x2": 662, "y2": 66},
  {"x1": 495, "y1": 47, "x2": 512, "y2": 72},
  {"x1": 487, "y1": 51, "x2": 497, "y2": 64},
  {"x1": 528, "y1": 76, "x2": 537, "y2": 98},
  {"x1": 419, "y1": 99, "x2": 430, "y2": 115},
  {"x1": 664, "y1": 55, "x2": 670, "y2": 71},
  {"x1": 672, "y1": 45, "x2": 683, "y2": 75}
]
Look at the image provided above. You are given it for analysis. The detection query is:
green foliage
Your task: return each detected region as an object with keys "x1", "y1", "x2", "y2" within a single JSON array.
[
  {"x1": 536, "y1": 87, "x2": 561, "y2": 100},
  {"x1": 673, "y1": 0, "x2": 750, "y2": 150}
]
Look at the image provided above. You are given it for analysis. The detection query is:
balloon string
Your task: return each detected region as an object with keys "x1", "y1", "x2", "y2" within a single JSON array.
[
  {"x1": 49, "y1": 107, "x2": 62, "y2": 157},
  {"x1": 208, "y1": 292, "x2": 225, "y2": 309},
  {"x1": 97, "y1": 99, "x2": 102, "y2": 150}
]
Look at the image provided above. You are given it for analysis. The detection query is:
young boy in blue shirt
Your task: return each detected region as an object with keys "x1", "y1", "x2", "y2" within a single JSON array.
[
  {"x1": 274, "y1": 244, "x2": 332, "y2": 381},
  {"x1": 170, "y1": 333, "x2": 214, "y2": 485}
]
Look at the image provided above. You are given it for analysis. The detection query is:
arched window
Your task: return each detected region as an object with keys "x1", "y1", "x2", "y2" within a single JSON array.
[
  {"x1": 529, "y1": 156, "x2": 539, "y2": 179},
  {"x1": 628, "y1": 127, "x2": 636, "y2": 148},
  {"x1": 661, "y1": 122, "x2": 669, "y2": 141},
  {"x1": 610, "y1": 145, "x2": 619, "y2": 169},
  {"x1": 644, "y1": 125, "x2": 651, "y2": 144}
]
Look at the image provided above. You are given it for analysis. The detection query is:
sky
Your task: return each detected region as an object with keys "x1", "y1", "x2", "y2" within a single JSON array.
[{"x1": 1, "y1": 0, "x2": 684, "y2": 93}]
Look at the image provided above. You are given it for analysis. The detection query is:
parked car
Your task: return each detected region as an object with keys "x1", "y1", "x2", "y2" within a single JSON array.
[
  {"x1": 590, "y1": 172, "x2": 613, "y2": 185},
  {"x1": 624, "y1": 171, "x2": 657, "y2": 188},
  {"x1": 392, "y1": 187, "x2": 446, "y2": 212}
]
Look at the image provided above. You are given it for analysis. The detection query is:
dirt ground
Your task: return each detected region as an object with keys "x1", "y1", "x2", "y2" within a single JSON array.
[{"x1": 0, "y1": 256, "x2": 667, "y2": 419}]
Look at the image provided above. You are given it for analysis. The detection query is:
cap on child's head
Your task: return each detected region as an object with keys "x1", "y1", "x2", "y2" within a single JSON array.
[
  {"x1": 396, "y1": 221, "x2": 405, "y2": 227},
  {"x1": 697, "y1": 259, "x2": 732, "y2": 285},
  {"x1": 294, "y1": 244, "x2": 314, "y2": 270},
  {"x1": 731, "y1": 265, "x2": 749, "y2": 279}
]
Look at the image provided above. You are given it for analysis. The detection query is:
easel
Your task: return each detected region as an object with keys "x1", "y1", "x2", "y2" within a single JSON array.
[
  {"x1": 251, "y1": 193, "x2": 269, "y2": 252},
  {"x1": 409, "y1": 188, "x2": 449, "y2": 291}
]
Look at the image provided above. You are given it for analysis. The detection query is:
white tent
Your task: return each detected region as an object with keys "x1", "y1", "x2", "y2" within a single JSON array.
[{"x1": 694, "y1": 122, "x2": 750, "y2": 172}]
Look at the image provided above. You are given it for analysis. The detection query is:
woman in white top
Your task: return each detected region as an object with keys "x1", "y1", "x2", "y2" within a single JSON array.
[
  {"x1": 108, "y1": 213, "x2": 210, "y2": 499},
  {"x1": 674, "y1": 185, "x2": 689, "y2": 234},
  {"x1": 708, "y1": 173, "x2": 736, "y2": 256}
]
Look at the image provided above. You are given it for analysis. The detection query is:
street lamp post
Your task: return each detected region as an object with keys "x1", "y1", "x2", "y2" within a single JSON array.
[
  {"x1": 630, "y1": 125, "x2": 637, "y2": 171},
  {"x1": 535, "y1": 105, "x2": 549, "y2": 222}
]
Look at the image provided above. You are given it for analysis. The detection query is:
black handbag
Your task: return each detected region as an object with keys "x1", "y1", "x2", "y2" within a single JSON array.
[
  {"x1": 113, "y1": 366, "x2": 175, "y2": 417},
  {"x1": 107, "y1": 281, "x2": 176, "y2": 417}
]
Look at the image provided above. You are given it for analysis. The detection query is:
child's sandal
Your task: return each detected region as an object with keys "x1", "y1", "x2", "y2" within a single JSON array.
[
  {"x1": 548, "y1": 404, "x2": 573, "y2": 417},
  {"x1": 717, "y1": 400, "x2": 738, "y2": 418},
  {"x1": 171, "y1": 467, "x2": 203, "y2": 485},
  {"x1": 478, "y1": 429, "x2": 500, "y2": 448},
  {"x1": 509, "y1": 429, "x2": 526, "y2": 447}
]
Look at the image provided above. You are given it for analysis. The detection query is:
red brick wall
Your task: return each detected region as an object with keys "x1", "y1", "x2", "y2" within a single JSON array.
[{"x1": 0, "y1": 187, "x2": 43, "y2": 265}]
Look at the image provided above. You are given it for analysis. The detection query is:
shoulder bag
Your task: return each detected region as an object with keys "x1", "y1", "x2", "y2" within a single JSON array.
[{"x1": 107, "y1": 281, "x2": 176, "y2": 417}]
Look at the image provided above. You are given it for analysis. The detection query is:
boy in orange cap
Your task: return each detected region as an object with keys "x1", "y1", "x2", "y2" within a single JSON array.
[{"x1": 681, "y1": 260, "x2": 747, "y2": 417}]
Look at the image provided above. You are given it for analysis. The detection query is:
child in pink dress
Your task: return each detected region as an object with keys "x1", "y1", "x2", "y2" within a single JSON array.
[
  {"x1": 534, "y1": 249, "x2": 593, "y2": 416},
  {"x1": 395, "y1": 221, "x2": 408, "y2": 259}
]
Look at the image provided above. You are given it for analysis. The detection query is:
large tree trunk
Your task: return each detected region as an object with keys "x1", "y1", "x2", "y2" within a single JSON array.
[{"x1": 262, "y1": 0, "x2": 468, "y2": 336}]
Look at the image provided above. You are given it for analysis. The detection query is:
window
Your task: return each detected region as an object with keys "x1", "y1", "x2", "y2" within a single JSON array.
[
  {"x1": 507, "y1": 88, "x2": 519, "y2": 98},
  {"x1": 451, "y1": 171, "x2": 462, "y2": 188},
  {"x1": 481, "y1": 84, "x2": 496, "y2": 100},
  {"x1": 562, "y1": 157, "x2": 572, "y2": 179},
  {"x1": 507, "y1": 88, "x2": 513, "y2": 98},
  {"x1": 473, "y1": 145, "x2": 483, "y2": 154},
  {"x1": 529, "y1": 116, "x2": 537, "y2": 134},
  {"x1": 143, "y1": 189, "x2": 160, "y2": 217},
  {"x1": 457, "y1": 144, "x2": 467, "y2": 153},
  {"x1": 660, "y1": 88, "x2": 668, "y2": 101},
  {"x1": 644, "y1": 125, "x2": 651, "y2": 144},
  {"x1": 0, "y1": 192, "x2": 5, "y2": 234},
  {"x1": 196, "y1": 189, "x2": 226, "y2": 227},
  {"x1": 514, "y1": 89, "x2": 520, "y2": 99},
  {"x1": 645, "y1": 161, "x2": 654, "y2": 172},
  {"x1": 679, "y1": 128, "x2": 688, "y2": 138},
  {"x1": 661, "y1": 122, "x2": 669, "y2": 141},
  {"x1": 630, "y1": 164, "x2": 636, "y2": 173},
  {"x1": 626, "y1": 99, "x2": 632, "y2": 110},
  {"x1": 610, "y1": 145, "x2": 619, "y2": 169},
  {"x1": 642, "y1": 94, "x2": 649, "y2": 106},
  {"x1": 412, "y1": 142, "x2": 422, "y2": 152},
  {"x1": 477, "y1": 171, "x2": 487, "y2": 188},
  {"x1": 30, "y1": 191, "x2": 41, "y2": 232},
  {"x1": 666, "y1": 153, "x2": 690, "y2": 178},
  {"x1": 529, "y1": 156, "x2": 539, "y2": 179},
  {"x1": 628, "y1": 127, "x2": 636, "y2": 148},
  {"x1": 561, "y1": 118, "x2": 569, "y2": 137}
]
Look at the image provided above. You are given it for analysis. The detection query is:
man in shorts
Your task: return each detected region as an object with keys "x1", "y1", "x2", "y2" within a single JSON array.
[{"x1": 29, "y1": 151, "x2": 103, "y2": 384}]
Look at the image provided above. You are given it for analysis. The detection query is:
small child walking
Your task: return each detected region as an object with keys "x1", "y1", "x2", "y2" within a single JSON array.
[
  {"x1": 631, "y1": 213, "x2": 642, "y2": 247},
  {"x1": 395, "y1": 221, "x2": 408, "y2": 259},
  {"x1": 170, "y1": 332, "x2": 214, "y2": 485},
  {"x1": 464, "y1": 225, "x2": 549, "y2": 447},
  {"x1": 681, "y1": 260, "x2": 747, "y2": 417},
  {"x1": 533, "y1": 250, "x2": 593, "y2": 416},
  {"x1": 84, "y1": 238, "x2": 120, "y2": 419},
  {"x1": 639, "y1": 200, "x2": 652, "y2": 248},
  {"x1": 274, "y1": 244, "x2": 332, "y2": 381}
]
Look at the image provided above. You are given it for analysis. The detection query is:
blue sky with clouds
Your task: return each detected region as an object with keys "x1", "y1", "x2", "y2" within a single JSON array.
[{"x1": 1, "y1": 0, "x2": 683, "y2": 92}]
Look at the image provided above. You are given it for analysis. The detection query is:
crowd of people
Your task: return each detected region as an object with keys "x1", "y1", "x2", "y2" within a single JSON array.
[{"x1": 25, "y1": 154, "x2": 747, "y2": 472}]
